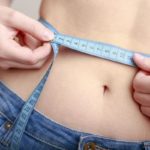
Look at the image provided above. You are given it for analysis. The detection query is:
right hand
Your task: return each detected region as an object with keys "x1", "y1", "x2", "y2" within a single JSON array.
[
  {"x1": 132, "y1": 54, "x2": 150, "y2": 118},
  {"x1": 0, "y1": 6, "x2": 54, "y2": 70}
]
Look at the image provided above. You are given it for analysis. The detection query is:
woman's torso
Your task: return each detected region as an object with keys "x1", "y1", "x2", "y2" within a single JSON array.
[{"x1": 0, "y1": 0, "x2": 150, "y2": 141}]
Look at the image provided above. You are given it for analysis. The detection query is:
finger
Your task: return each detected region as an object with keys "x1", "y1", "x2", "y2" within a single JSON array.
[
  {"x1": 32, "y1": 43, "x2": 52, "y2": 64},
  {"x1": 15, "y1": 33, "x2": 48, "y2": 61},
  {"x1": 133, "y1": 92, "x2": 150, "y2": 106},
  {"x1": 141, "y1": 106, "x2": 150, "y2": 117},
  {"x1": 0, "y1": 55, "x2": 49, "y2": 70},
  {"x1": 24, "y1": 33, "x2": 42, "y2": 49},
  {"x1": 133, "y1": 70, "x2": 150, "y2": 93},
  {"x1": 13, "y1": 32, "x2": 42, "y2": 49},
  {"x1": 133, "y1": 53, "x2": 150, "y2": 72},
  {"x1": 1, "y1": 40, "x2": 51, "y2": 65},
  {"x1": 4, "y1": 10, "x2": 54, "y2": 41}
]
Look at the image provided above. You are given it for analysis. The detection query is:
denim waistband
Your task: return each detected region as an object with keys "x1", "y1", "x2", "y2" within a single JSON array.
[{"x1": 0, "y1": 80, "x2": 150, "y2": 149}]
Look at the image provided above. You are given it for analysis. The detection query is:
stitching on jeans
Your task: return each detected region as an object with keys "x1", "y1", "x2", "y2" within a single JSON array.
[
  {"x1": 79, "y1": 135, "x2": 148, "y2": 144},
  {"x1": 0, "y1": 111, "x2": 66, "y2": 149},
  {"x1": 0, "y1": 120, "x2": 7, "y2": 143},
  {"x1": 0, "y1": 109, "x2": 149, "y2": 147},
  {"x1": 0, "y1": 124, "x2": 14, "y2": 146},
  {"x1": 0, "y1": 111, "x2": 14, "y2": 145},
  {"x1": 0, "y1": 111, "x2": 12, "y2": 122},
  {"x1": 25, "y1": 132, "x2": 66, "y2": 150},
  {"x1": 96, "y1": 145, "x2": 109, "y2": 150},
  {"x1": 1, "y1": 122, "x2": 66, "y2": 150},
  {"x1": 0, "y1": 110, "x2": 21, "y2": 146},
  {"x1": 34, "y1": 108, "x2": 85, "y2": 135}
]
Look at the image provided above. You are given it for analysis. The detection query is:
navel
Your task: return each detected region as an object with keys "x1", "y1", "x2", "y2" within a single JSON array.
[{"x1": 103, "y1": 85, "x2": 109, "y2": 95}]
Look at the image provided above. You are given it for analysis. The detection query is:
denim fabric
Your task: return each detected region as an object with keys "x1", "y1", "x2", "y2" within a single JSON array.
[
  {"x1": 0, "y1": 18, "x2": 150, "y2": 150},
  {"x1": 0, "y1": 81, "x2": 150, "y2": 150}
]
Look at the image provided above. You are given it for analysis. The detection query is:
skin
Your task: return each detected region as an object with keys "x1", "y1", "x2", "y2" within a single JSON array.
[
  {"x1": 0, "y1": 0, "x2": 150, "y2": 122},
  {"x1": 41, "y1": 0, "x2": 150, "y2": 120}
]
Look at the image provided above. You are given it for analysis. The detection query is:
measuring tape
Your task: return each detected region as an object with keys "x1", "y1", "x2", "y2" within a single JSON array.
[
  {"x1": 9, "y1": 19, "x2": 59, "y2": 150},
  {"x1": 52, "y1": 33, "x2": 150, "y2": 67},
  {"x1": 10, "y1": 18, "x2": 150, "y2": 150}
]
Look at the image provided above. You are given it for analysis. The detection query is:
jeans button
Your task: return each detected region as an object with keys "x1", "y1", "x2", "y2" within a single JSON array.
[
  {"x1": 84, "y1": 142, "x2": 96, "y2": 150},
  {"x1": 4, "y1": 121, "x2": 12, "y2": 130}
]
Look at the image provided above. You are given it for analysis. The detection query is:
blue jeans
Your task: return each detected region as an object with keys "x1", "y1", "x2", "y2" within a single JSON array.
[
  {"x1": 0, "y1": 81, "x2": 150, "y2": 150},
  {"x1": 0, "y1": 82, "x2": 150, "y2": 150},
  {"x1": 0, "y1": 18, "x2": 150, "y2": 150}
]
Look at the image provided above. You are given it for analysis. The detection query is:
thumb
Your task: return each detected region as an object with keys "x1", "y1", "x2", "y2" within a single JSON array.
[{"x1": 133, "y1": 53, "x2": 150, "y2": 72}]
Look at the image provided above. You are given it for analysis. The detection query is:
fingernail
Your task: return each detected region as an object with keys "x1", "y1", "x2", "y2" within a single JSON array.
[
  {"x1": 134, "y1": 53, "x2": 144, "y2": 60},
  {"x1": 43, "y1": 30, "x2": 54, "y2": 41}
]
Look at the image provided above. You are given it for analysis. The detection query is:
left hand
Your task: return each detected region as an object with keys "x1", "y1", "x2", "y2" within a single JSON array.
[{"x1": 133, "y1": 53, "x2": 150, "y2": 117}]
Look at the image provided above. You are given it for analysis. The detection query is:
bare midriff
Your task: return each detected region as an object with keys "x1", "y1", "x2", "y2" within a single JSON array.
[{"x1": 0, "y1": 0, "x2": 150, "y2": 141}]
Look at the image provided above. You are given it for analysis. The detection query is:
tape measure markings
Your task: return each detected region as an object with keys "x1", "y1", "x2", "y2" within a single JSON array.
[{"x1": 53, "y1": 33, "x2": 138, "y2": 67}]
